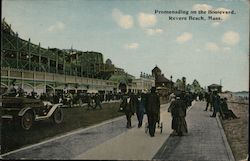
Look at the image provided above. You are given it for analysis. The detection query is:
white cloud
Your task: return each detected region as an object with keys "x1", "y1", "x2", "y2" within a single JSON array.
[
  {"x1": 215, "y1": 8, "x2": 231, "y2": 21},
  {"x1": 138, "y1": 13, "x2": 157, "y2": 28},
  {"x1": 112, "y1": 8, "x2": 133, "y2": 29},
  {"x1": 195, "y1": 49, "x2": 201, "y2": 52},
  {"x1": 145, "y1": 28, "x2": 163, "y2": 35},
  {"x1": 192, "y1": 4, "x2": 212, "y2": 11},
  {"x1": 176, "y1": 32, "x2": 193, "y2": 43},
  {"x1": 212, "y1": 22, "x2": 220, "y2": 27},
  {"x1": 192, "y1": 4, "x2": 231, "y2": 26},
  {"x1": 205, "y1": 42, "x2": 220, "y2": 51},
  {"x1": 48, "y1": 21, "x2": 65, "y2": 32},
  {"x1": 222, "y1": 31, "x2": 240, "y2": 45},
  {"x1": 223, "y1": 47, "x2": 231, "y2": 51},
  {"x1": 124, "y1": 43, "x2": 139, "y2": 49}
]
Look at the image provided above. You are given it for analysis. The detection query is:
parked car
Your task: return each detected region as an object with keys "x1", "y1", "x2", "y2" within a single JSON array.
[{"x1": 1, "y1": 96, "x2": 63, "y2": 130}]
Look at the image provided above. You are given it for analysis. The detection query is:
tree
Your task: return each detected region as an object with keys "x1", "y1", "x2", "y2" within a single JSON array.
[
  {"x1": 192, "y1": 79, "x2": 202, "y2": 93},
  {"x1": 174, "y1": 77, "x2": 186, "y2": 91},
  {"x1": 186, "y1": 83, "x2": 192, "y2": 92}
]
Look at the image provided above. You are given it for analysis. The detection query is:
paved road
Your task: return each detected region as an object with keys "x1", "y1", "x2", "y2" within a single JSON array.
[
  {"x1": 1, "y1": 101, "x2": 235, "y2": 160},
  {"x1": 154, "y1": 101, "x2": 235, "y2": 161},
  {"x1": 1, "y1": 116, "x2": 128, "y2": 159}
]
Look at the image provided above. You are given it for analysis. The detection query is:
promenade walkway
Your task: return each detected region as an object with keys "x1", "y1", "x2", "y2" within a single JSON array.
[
  {"x1": 153, "y1": 101, "x2": 235, "y2": 161},
  {"x1": 1, "y1": 101, "x2": 235, "y2": 160}
]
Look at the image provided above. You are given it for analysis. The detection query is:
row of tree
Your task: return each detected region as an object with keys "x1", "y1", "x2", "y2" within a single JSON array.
[{"x1": 174, "y1": 77, "x2": 204, "y2": 93}]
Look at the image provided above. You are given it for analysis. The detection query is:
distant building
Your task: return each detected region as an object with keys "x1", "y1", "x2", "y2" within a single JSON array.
[
  {"x1": 133, "y1": 73, "x2": 155, "y2": 93},
  {"x1": 152, "y1": 66, "x2": 174, "y2": 96},
  {"x1": 208, "y1": 84, "x2": 222, "y2": 93},
  {"x1": 105, "y1": 59, "x2": 112, "y2": 65}
]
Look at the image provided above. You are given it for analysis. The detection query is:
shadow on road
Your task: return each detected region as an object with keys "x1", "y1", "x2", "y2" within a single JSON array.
[{"x1": 153, "y1": 132, "x2": 182, "y2": 159}]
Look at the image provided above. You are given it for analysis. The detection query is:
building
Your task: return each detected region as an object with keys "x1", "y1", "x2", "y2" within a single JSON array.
[
  {"x1": 151, "y1": 66, "x2": 174, "y2": 96},
  {"x1": 133, "y1": 73, "x2": 155, "y2": 93},
  {"x1": 208, "y1": 84, "x2": 222, "y2": 93},
  {"x1": 1, "y1": 19, "x2": 154, "y2": 95},
  {"x1": 0, "y1": 19, "x2": 120, "y2": 94}
]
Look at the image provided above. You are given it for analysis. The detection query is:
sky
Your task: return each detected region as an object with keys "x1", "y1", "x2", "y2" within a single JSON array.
[{"x1": 2, "y1": 0, "x2": 249, "y2": 92}]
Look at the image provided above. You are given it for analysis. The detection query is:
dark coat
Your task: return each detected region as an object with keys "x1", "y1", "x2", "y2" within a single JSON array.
[
  {"x1": 169, "y1": 98, "x2": 188, "y2": 133},
  {"x1": 130, "y1": 94, "x2": 139, "y2": 112},
  {"x1": 145, "y1": 93, "x2": 160, "y2": 115},
  {"x1": 212, "y1": 94, "x2": 221, "y2": 112},
  {"x1": 220, "y1": 100, "x2": 229, "y2": 112},
  {"x1": 170, "y1": 98, "x2": 187, "y2": 117},
  {"x1": 120, "y1": 95, "x2": 135, "y2": 114}
]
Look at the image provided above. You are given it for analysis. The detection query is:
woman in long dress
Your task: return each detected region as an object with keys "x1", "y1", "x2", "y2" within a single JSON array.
[{"x1": 169, "y1": 94, "x2": 188, "y2": 136}]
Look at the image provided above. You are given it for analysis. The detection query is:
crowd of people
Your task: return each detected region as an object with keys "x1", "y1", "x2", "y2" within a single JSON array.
[
  {"x1": 4, "y1": 85, "x2": 122, "y2": 110},
  {"x1": 118, "y1": 88, "x2": 240, "y2": 138},
  {"x1": 119, "y1": 87, "x2": 160, "y2": 137},
  {"x1": 4, "y1": 84, "x2": 239, "y2": 137},
  {"x1": 204, "y1": 91, "x2": 239, "y2": 120},
  {"x1": 119, "y1": 87, "x2": 196, "y2": 137}
]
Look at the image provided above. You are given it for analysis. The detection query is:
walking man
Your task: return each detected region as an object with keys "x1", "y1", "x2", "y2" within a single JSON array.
[
  {"x1": 120, "y1": 92, "x2": 136, "y2": 128},
  {"x1": 204, "y1": 92, "x2": 212, "y2": 111},
  {"x1": 136, "y1": 93, "x2": 146, "y2": 128},
  {"x1": 86, "y1": 93, "x2": 93, "y2": 110},
  {"x1": 94, "y1": 93, "x2": 102, "y2": 109},
  {"x1": 145, "y1": 87, "x2": 160, "y2": 137}
]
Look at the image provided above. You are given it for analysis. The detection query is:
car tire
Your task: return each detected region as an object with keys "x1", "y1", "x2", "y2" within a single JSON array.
[
  {"x1": 53, "y1": 107, "x2": 63, "y2": 124},
  {"x1": 21, "y1": 111, "x2": 34, "y2": 130}
]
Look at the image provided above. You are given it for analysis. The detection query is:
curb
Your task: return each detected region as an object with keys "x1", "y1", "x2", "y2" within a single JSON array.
[{"x1": 216, "y1": 116, "x2": 236, "y2": 161}]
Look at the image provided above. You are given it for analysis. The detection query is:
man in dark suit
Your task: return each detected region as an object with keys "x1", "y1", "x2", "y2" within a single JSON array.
[
  {"x1": 120, "y1": 92, "x2": 136, "y2": 128},
  {"x1": 210, "y1": 91, "x2": 221, "y2": 117},
  {"x1": 204, "y1": 92, "x2": 212, "y2": 111},
  {"x1": 145, "y1": 87, "x2": 160, "y2": 137}
]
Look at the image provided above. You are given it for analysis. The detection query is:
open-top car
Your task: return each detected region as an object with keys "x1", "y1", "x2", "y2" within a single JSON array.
[{"x1": 1, "y1": 95, "x2": 63, "y2": 130}]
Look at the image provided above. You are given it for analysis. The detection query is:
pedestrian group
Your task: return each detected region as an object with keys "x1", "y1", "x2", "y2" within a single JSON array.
[{"x1": 120, "y1": 87, "x2": 238, "y2": 138}]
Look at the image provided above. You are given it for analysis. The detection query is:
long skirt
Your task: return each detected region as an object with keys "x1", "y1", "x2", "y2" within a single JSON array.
[{"x1": 172, "y1": 117, "x2": 188, "y2": 134}]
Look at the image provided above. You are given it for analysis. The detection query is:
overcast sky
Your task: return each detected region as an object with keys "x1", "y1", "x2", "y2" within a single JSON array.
[{"x1": 2, "y1": 0, "x2": 249, "y2": 92}]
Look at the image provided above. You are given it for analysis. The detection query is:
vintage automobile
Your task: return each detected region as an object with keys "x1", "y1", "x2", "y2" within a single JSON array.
[{"x1": 1, "y1": 95, "x2": 63, "y2": 130}]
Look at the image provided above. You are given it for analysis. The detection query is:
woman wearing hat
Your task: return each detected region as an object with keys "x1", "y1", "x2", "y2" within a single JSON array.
[{"x1": 169, "y1": 92, "x2": 188, "y2": 136}]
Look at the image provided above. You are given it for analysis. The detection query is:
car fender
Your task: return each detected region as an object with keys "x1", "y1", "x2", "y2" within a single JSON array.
[
  {"x1": 46, "y1": 103, "x2": 63, "y2": 118},
  {"x1": 18, "y1": 107, "x2": 35, "y2": 117}
]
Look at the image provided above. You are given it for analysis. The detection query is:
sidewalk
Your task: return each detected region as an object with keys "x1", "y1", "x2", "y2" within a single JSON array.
[
  {"x1": 74, "y1": 104, "x2": 172, "y2": 160},
  {"x1": 75, "y1": 101, "x2": 235, "y2": 160},
  {"x1": 153, "y1": 101, "x2": 235, "y2": 161}
]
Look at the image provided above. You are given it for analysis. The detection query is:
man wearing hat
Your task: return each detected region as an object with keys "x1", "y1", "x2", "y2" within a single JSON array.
[
  {"x1": 145, "y1": 87, "x2": 160, "y2": 137},
  {"x1": 120, "y1": 91, "x2": 136, "y2": 128},
  {"x1": 210, "y1": 91, "x2": 221, "y2": 117}
]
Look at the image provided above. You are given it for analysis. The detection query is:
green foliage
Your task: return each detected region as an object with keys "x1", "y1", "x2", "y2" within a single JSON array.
[
  {"x1": 191, "y1": 79, "x2": 203, "y2": 93},
  {"x1": 174, "y1": 78, "x2": 204, "y2": 93}
]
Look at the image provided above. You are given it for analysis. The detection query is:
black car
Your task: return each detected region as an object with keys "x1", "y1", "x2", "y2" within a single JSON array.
[{"x1": 1, "y1": 95, "x2": 63, "y2": 130}]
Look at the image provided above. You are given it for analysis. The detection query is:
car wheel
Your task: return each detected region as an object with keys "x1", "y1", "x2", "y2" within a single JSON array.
[
  {"x1": 53, "y1": 107, "x2": 63, "y2": 124},
  {"x1": 21, "y1": 111, "x2": 33, "y2": 130}
]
